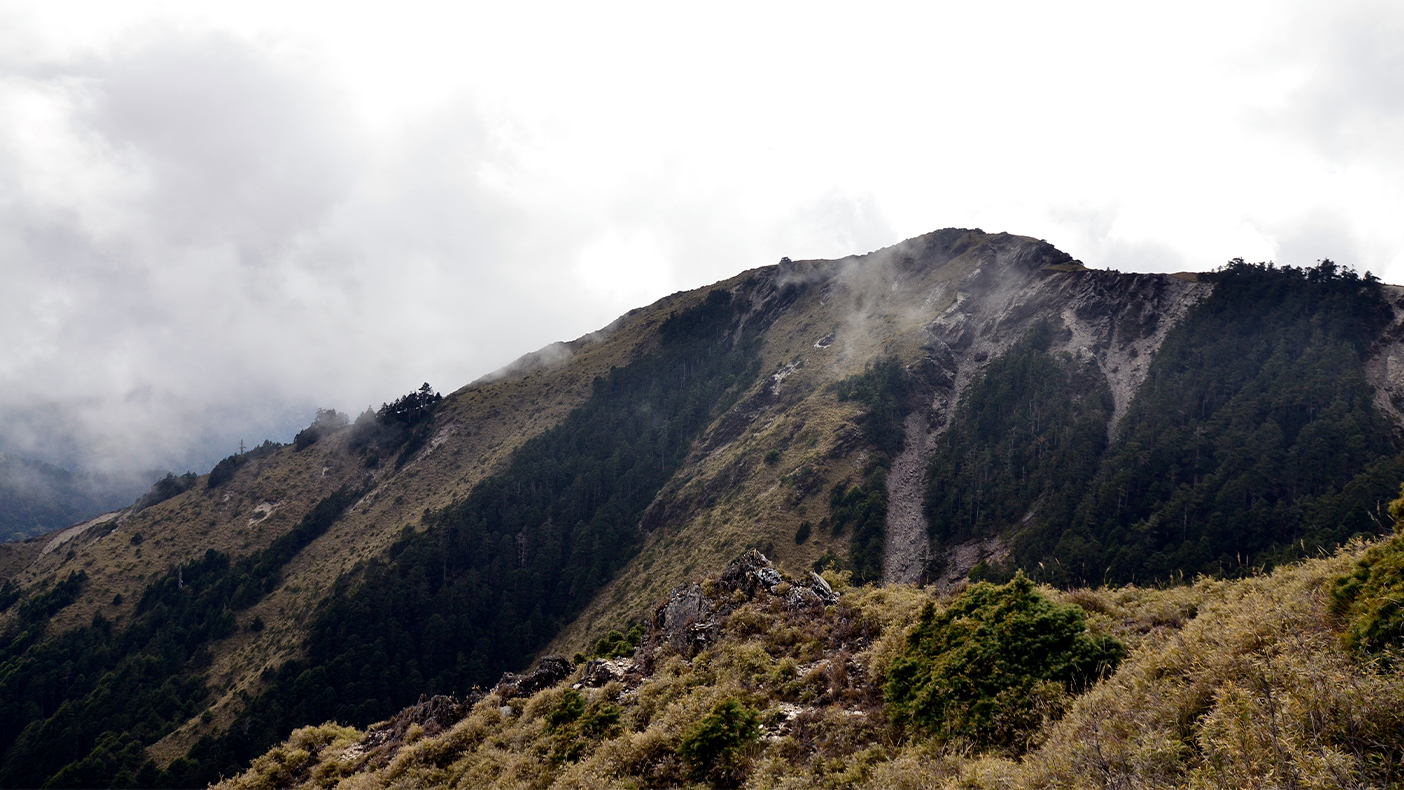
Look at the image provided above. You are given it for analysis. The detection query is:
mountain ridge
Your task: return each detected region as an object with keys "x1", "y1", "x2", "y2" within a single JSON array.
[{"x1": 3, "y1": 228, "x2": 1403, "y2": 787}]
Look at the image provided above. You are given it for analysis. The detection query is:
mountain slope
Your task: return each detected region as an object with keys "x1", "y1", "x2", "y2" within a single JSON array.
[{"x1": 3, "y1": 228, "x2": 1403, "y2": 787}]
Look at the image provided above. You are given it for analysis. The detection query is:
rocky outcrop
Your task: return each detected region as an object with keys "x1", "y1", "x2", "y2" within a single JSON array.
[
  {"x1": 788, "y1": 572, "x2": 840, "y2": 609},
  {"x1": 653, "y1": 582, "x2": 717, "y2": 657},
  {"x1": 493, "y1": 655, "x2": 573, "y2": 700},
  {"x1": 1364, "y1": 284, "x2": 1404, "y2": 426},
  {"x1": 578, "y1": 657, "x2": 637, "y2": 688},
  {"x1": 641, "y1": 549, "x2": 840, "y2": 664},
  {"x1": 718, "y1": 548, "x2": 784, "y2": 597},
  {"x1": 346, "y1": 694, "x2": 470, "y2": 767}
]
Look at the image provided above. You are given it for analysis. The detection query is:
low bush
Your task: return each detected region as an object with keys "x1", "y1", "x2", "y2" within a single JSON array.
[
  {"x1": 794, "y1": 520, "x2": 812, "y2": 544},
  {"x1": 884, "y1": 572, "x2": 1124, "y2": 752},
  {"x1": 1333, "y1": 485, "x2": 1404, "y2": 660},
  {"x1": 133, "y1": 472, "x2": 197, "y2": 511},
  {"x1": 206, "y1": 454, "x2": 247, "y2": 488},
  {"x1": 590, "y1": 622, "x2": 645, "y2": 659},
  {"x1": 208, "y1": 439, "x2": 283, "y2": 488},
  {"x1": 677, "y1": 698, "x2": 761, "y2": 783}
]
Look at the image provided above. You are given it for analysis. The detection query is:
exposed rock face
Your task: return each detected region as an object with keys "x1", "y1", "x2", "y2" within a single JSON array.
[
  {"x1": 349, "y1": 694, "x2": 469, "y2": 767},
  {"x1": 883, "y1": 413, "x2": 936, "y2": 585},
  {"x1": 1364, "y1": 284, "x2": 1404, "y2": 426},
  {"x1": 788, "y1": 572, "x2": 840, "y2": 608},
  {"x1": 579, "y1": 657, "x2": 636, "y2": 688},
  {"x1": 493, "y1": 655, "x2": 573, "y2": 700},
  {"x1": 642, "y1": 549, "x2": 839, "y2": 663},
  {"x1": 880, "y1": 243, "x2": 1209, "y2": 584},
  {"x1": 718, "y1": 548, "x2": 784, "y2": 597},
  {"x1": 654, "y1": 582, "x2": 716, "y2": 657}
]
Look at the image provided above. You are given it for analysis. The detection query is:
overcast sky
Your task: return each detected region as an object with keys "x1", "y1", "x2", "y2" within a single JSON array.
[{"x1": 2, "y1": 0, "x2": 1402, "y2": 475}]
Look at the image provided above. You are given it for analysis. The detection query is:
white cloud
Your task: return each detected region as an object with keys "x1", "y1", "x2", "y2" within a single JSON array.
[{"x1": 1, "y1": 0, "x2": 1403, "y2": 475}]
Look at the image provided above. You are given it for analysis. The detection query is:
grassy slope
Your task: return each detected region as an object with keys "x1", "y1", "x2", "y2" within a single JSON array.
[
  {"x1": 214, "y1": 543, "x2": 1399, "y2": 789},
  {"x1": 545, "y1": 233, "x2": 992, "y2": 656}
]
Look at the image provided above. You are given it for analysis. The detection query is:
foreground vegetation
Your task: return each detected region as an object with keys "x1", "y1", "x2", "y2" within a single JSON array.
[{"x1": 217, "y1": 529, "x2": 1404, "y2": 789}]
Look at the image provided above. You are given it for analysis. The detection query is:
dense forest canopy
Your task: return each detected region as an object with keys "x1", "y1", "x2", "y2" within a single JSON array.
[
  {"x1": 924, "y1": 320, "x2": 1113, "y2": 576},
  {"x1": 0, "y1": 484, "x2": 360, "y2": 789},
  {"x1": 923, "y1": 259, "x2": 1403, "y2": 585}
]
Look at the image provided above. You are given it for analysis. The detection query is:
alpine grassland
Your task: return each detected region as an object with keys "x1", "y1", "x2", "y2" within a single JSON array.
[{"x1": 215, "y1": 527, "x2": 1404, "y2": 789}]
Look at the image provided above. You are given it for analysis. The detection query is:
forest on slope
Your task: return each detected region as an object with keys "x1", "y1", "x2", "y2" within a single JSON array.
[{"x1": 923, "y1": 258, "x2": 1403, "y2": 585}]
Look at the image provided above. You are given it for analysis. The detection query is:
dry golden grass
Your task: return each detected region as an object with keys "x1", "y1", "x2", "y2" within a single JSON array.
[
  {"x1": 861, "y1": 547, "x2": 1404, "y2": 790},
  {"x1": 218, "y1": 543, "x2": 1404, "y2": 790}
]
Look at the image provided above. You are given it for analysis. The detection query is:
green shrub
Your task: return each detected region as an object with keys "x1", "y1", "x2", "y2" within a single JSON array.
[
  {"x1": 0, "y1": 580, "x2": 19, "y2": 613},
  {"x1": 134, "y1": 472, "x2": 198, "y2": 510},
  {"x1": 1333, "y1": 484, "x2": 1404, "y2": 660},
  {"x1": 206, "y1": 453, "x2": 248, "y2": 488},
  {"x1": 580, "y1": 701, "x2": 622, "y2": 739},
  {"x1": 677, "y1": 699, "x2": 761, "y2": 780},
  {"x1": 884, "y1": 573, "x2": 1124, "y2": 752},
  {"x1": 546, "y1": 690, "x2": 587, "y2": 730},
  {"x1": 590, "y1": 622, "x2": 645, "y2": 659},
  {"x1": 293, "y1": 408, "x2": 349, "y2": 451},
  {"x1": 794, "y1": 521, "x2": 812, "y2": 544},
  {"x1": 812, "y1": 551, "x2": 844, "y2": 573},
  {"x1": 208, "y1": 440, "x2": 282, "y2": 488},
  {"x1": 546, "y1": 690, "x2": 623, "y2": 763}
]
